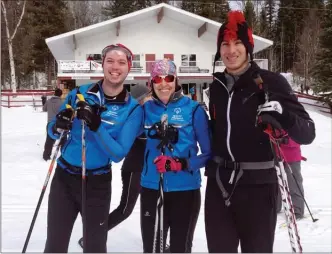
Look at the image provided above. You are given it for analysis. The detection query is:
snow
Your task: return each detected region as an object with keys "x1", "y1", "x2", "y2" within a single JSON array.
[{"x1": 1, "y1": 105, "x2": 331, "y2": 252}]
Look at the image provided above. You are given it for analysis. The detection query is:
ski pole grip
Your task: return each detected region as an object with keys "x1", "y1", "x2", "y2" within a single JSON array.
[{"x1": 76, "y1": 93, "x2": 85, "y2": 102}]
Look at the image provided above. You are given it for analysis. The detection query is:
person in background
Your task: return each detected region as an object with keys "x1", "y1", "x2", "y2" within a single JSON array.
[
  {"x1": 277, "y1": 136, "x2": 306, "y2": 219},
  {"x1": 77, "y1": 84, "x2": 152, "y2": 249},
  {"x1": 42, "y1": 88, "x2": 63, "y2": 161}
]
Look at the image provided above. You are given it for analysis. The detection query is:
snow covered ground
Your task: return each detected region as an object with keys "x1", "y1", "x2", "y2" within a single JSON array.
[{"x1": 1, "y1": 105, "x2": 331, "y2": 252}]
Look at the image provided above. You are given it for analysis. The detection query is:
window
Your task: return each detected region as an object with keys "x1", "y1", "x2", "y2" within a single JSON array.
[
  {"x1": 86, "y1": 54, "x2": 102, "y2": 63},
  {"x1": 212, "y1": 54, "x2": 223, "y2": 66},
  {"x1": 181, "y1": 54, "x2": 196, "y2": 66},
  {"x1": 132, "y1": 54, "x2": 141, "y2": 68}
]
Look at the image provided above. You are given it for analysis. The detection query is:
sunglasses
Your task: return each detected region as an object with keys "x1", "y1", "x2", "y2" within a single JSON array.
[
  {"x1": 152, "y1": 75, "x2": 175, "y2": 84},
  {"x1": 102, "y1": 44, "x2": 133, "y2": 60}
]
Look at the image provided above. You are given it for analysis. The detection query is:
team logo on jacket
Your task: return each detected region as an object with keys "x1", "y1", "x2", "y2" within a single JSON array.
[
  {"x1": 171, "y1": 107, "x2": 184, "y2": 121},
  {"x1": 105, "y1": 105, "x2": 119, "y2": 117},
  {"x1": 174, "y1": 108, "x2": 181, "y2": 114},
  {"x1": 112, "y1": 105, "x2": 119, "y2": 111}
]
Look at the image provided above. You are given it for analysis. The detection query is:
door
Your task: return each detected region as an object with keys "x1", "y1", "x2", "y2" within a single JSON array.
[{"x1": 145, "y1": 54, "x2": 155, "y2": 73}]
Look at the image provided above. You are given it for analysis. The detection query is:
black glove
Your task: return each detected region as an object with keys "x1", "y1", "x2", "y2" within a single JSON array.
[
  {"x1": 76, "y1": 101, "x2": 102, "y2": 132},
  {"x1": 148, "y1": 122, "x2": 178, "y2": 144},
  {"x1": 53, "y1": 108, "x2": 74, "y2": 134}
]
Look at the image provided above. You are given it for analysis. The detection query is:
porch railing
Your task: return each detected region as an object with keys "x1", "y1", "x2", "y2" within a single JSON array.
[{"x1": 57, "y1": 58, "x2": 269, "y2": 75}]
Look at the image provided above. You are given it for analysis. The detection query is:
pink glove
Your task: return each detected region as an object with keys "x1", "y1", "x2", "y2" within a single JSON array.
[{"x1": 154, "y1": 155, "x2": 183, "y2": 173}]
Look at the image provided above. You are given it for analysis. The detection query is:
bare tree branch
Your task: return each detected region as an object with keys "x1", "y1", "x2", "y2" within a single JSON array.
[{"x1": 10, "y1": 0, "x2": 26, "y2": 40}]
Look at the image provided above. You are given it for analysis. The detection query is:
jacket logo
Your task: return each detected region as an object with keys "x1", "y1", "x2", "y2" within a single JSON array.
[
  {"x1": 104, "y1": 105, "x2": 119, "y2": 117},
  {"x1": 112, "y1": 105, "x2": 119, "y2": 111},
  {"x1": 174, "y1": 108, "x2": 181, "y2": 114},
  {"x1": 171, "y1": 108, "x2": 184, "y2": 122}
]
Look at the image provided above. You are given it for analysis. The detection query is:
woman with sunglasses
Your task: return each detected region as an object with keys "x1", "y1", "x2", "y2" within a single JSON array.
[{"x1": 140, "y1": 59, "x2": 211, "y2": 253}]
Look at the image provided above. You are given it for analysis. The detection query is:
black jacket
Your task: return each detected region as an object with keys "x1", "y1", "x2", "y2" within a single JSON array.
[
  {"x1": 121, "y1": 134, "x2": 146, "y2": 172},
  {"x1": 206, "y1": 63, "x2": 315, "y2": 184}
]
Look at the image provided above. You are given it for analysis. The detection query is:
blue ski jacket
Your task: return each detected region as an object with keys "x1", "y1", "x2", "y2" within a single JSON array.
[
  {"x1": 48, "y1": 80, "x2": 143, "y2": 173},
  {"x1": 141, "y1": 92, "x2": 211, "y2": 192}
]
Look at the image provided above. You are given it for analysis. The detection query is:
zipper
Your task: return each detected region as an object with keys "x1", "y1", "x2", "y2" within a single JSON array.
[
  {"x1": 214, "y1": 77, "x2": 236, "y2": 184},
  {"x1": 143, "y1": 150, "x2": 150, "y2": 176}
]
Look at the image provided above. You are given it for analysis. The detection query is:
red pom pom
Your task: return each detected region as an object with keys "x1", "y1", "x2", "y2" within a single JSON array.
[{"x1": 224, "y1": 11, "x2": 246, "y2": 42}]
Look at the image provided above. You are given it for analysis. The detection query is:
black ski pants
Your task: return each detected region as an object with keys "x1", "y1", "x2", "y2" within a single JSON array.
[
  {"x1": 44, "y1": 166, "x2": 112, "y2": 253},
  {"x1": 140, "y1": 187, "x2": 201, "y2": 253},
  {"x1": 205, "y1": 178, "x2": 278, "y2": 253},
  {"x1": 107, "y1": 171, "x2": 141, "y2": 230}
]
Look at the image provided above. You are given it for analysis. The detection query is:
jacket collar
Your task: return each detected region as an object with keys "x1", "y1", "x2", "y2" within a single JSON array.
[
  {"x1": 213, "y1": 61, "x2": 262, "y2": 92},
  {"x1": 87, "y1": 79, "x2": 129, "y2": 105}
]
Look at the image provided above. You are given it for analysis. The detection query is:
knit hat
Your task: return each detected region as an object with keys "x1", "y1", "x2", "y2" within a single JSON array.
[
  {"x1": 214, "y1": 11, "x2": 254, "y2": 68},
  {"x1": 101, "y1": 43, "x2": 133, "y2": 72},
  {"x1": 150, "y1": 59, "x2": 177, "y2": 79},
  {"x1": 130, "y1": 84, "x2": 151, "y2": 101}
]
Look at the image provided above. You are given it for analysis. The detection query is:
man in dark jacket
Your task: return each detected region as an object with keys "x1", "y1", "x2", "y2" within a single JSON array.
[
  {"x1": 42, "y1": 88, "x2": 63, "y2": 161},
  {"x1": 77, "y1": 83, "x2": 151, "y2": 249},
  {"x1": 204, "y1": 11, "x2": 315, "y2": 253}
]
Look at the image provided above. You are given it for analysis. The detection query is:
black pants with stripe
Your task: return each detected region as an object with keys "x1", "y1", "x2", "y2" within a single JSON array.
[
  {"x1": 44, "y1": 166, "x2": 112, "y2": 253},
  {"x1": 140, "y1": 187, "x2": 201, "y2": 253},
  {"x1": 204, "y1": 177, "x2": 278, "y2": 253},
  {"x1": 107, "y1": 171, "x2": 141, "y2": 230}
]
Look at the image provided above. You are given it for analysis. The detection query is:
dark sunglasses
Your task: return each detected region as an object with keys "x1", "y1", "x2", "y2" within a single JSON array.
[{"x1": 152, "y1": 75, "x2": 175, "y2": 84}]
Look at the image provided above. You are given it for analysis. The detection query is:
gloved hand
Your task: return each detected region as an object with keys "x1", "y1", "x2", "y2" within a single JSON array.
[
  {"x1": 76, "y1": 101, "x2": 101, "y2": 132},
  {"x1": 154, "y1": 155, "x2": 187, "y2": 173},
  {"x1": 148, "y1": 123, "x2": 178, "y2": 143},
  {"x1": 53, "y1": 108, "x2": 74, "y2": 134},
  {"x1": 257, "y1": 101, "x2": 285, "y2": 132}
]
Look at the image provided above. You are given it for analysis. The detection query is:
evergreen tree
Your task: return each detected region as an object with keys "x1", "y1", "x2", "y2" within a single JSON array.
[
  {"x1": 264, "y1": 0, "x2": 276, "y2": 39},
  {"x1": 259, "y1": 7, "x2": 267, "y2": 37},
  {"x1": 19, "y1": 0, "x2": 70, "y2": 86},
  {"x1": 133, "y1": 0, "x2": 152, "y2": 10},
  {"x1": 243, "y1": 0, "x2": 258, "y2": 32},
  {"x1": 312, "y1": 0, "x2": 332, "y2": 108},
  {"x1": 181, "y1": 0, "x2": 229, "y2": 23},
  {"x1": 102, "y1": 0, "x2": 135, "y2": 18}
]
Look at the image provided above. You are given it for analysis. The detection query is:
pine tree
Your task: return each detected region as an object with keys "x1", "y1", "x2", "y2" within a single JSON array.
[
  {"x1": 312, "y1": 0, "x2": 332, "y2": 108},
  {"x1": 133, "y1": 0, "x2": 152, "y2": 10},
  {"x1": 259, "y1": 7, "x2": 267, "y2": 37},
  {"x1": 243, "y1": 0, "x2": 258, "y2": 32},
  {"x1": 181, "y1": 0, "x2": 229, "y2": 23},
  {"x1": 102, "y1": 0, "x2": 135, "y2": 19},
  {"x1": 264, "y1": 0, "x2": 276, "y2": 39},
  {"x1": 19, "y1": 0, "x2": 70, "y2": 87}
]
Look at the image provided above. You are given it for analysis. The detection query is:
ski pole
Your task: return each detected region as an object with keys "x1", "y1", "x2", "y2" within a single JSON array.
[
  {"x1": 283, "y1": 161, "x2": 319, "y2": 223},
  {"x1": 268, "y1": 132, "x2": 303, "y2": 253},
  {"x1": 153, "y1": 114, "x2": 169, "y2": 253},
  {"x1": 22, "y1": 105, "x2": 73, "y2": 253},
  {"x1": 22, "y1": 132, "x2": 65, "y2": 253},
  {"x1": 76, "y1": 93, "x2": 87, "y2": 252}
]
